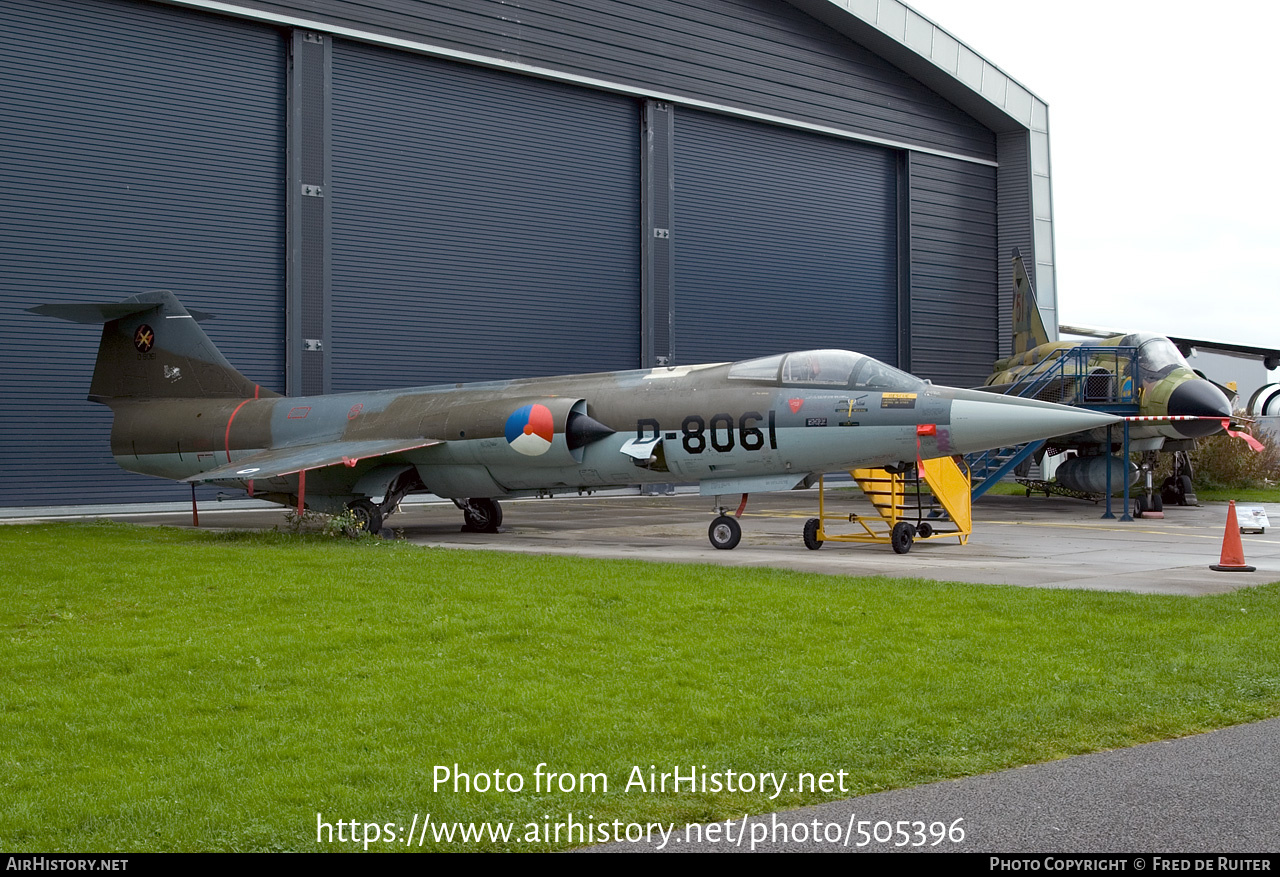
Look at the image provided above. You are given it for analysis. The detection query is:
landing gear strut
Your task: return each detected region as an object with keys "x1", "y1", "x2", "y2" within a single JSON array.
[
  {"x1": 344, "y1": 467, "x2": 426, "y2": 538},
  {"x1": 1133, "y1": 451, "x2": 1165, "y2": 518}
]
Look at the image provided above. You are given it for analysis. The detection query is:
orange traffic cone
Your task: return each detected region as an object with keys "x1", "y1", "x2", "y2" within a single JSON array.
[{"x1": 1210, "y1": 501, "x2": 1256, "y2": 572}]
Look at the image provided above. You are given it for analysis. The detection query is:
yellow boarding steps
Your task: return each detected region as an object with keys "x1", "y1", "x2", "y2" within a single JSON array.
[{"x1": 803, "y1": 456, "x2": 972, "y2": 554}]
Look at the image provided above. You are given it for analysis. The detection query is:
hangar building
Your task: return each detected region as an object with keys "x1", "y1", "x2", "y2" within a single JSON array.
[{"x1": 1, "y1": 0, "x2": 1056, "y2": 507}]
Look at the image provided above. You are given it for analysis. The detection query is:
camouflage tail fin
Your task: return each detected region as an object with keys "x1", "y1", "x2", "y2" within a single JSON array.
[
  {"x1": 1011, "y1": 248, "x2": 1050, "y2": 355},
  {"x1": 28, "y1": 290, "x2": 279, "y2": 402}
]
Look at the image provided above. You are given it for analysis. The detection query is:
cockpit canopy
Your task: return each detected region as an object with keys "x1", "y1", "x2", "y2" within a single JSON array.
[
  {"x1": 1118, "y1": 333, "x2": 1194, "y2": 381},
  {"x1": 728, "y1": 349, "x2": 924, "y2": 391}
]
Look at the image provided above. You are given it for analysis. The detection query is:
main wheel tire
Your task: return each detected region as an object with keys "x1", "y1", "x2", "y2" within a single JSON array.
[
  {"x1": 1151, "y1": 493, "x2": 1163, "y2": 513},
  {"x1": 802, "y1": 518, "x2": 823, "y2": 550},
  {"x1": 347, "y1": 499, "x2": 383, "y2": 535},
  {"x1": 1161, "y1": 476, "x2": 1180, "y2": 506},
  {"x1": 462, "y1": 497, "x2": 502, "y2": 533},
  {"x1": 708, "y1": 515, "x2": 742, "y2": 550},
  {"x1": 891, "y1": 522, "x2": 915, "y2": 555}
]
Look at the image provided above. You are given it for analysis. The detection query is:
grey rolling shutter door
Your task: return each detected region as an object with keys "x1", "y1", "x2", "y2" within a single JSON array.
[
  {"x1": 0, "y1": 0, "x2": 284, "y2": 506},
  {"x1": 329, "y1": 42, "x2": 640, "y2": 390},
  {"x1": 672, "y1": 110, "x2": 898, "y2": 365},
  {"x1": 909, "y1": 153, "x2": 998, "y2": 386}
]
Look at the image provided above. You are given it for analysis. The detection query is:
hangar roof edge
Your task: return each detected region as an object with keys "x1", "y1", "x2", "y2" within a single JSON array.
[
  {"x1": 154, "y1": 0, "x2": 1003, "y2": 165},
  {"x1": 784, "y1": 0, "x2": 1047, "y2": 135}
]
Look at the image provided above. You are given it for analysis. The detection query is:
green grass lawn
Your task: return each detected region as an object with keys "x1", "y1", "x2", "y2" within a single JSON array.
[
  {"x1": 980, "y1": 480, "x2": 1280, "y2": 504},
  {"x1": 1194, "y1": 487, "x2": 1280, "y2": 503},
  {"x1": 2, "y1": 521, "x2": 1278, "y2": 851}
]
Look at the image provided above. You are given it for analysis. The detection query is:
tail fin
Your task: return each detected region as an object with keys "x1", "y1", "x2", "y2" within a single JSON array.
[
  {"x1": 28, "y1": 290, "x2": 279, "y2": 402},
  {"x1": 1011, "y1": 248, "x2": 1050, "y2": 355}
]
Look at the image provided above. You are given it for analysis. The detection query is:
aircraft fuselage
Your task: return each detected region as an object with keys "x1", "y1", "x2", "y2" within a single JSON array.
[{"x1": 106, "y1": 357, "x2": 1111, "y2": 511}]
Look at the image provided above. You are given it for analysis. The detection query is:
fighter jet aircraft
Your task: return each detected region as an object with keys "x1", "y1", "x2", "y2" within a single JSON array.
[
  {"x1": 31, "y1": 289, "x2": 1121, "y2": 548},
  {"x1": 982, "y1": 250, "x2": 1256, "y2": 508}
]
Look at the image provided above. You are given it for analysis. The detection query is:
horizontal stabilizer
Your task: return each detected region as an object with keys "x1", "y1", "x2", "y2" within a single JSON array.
[
  {"x1": 29, "y1": 290, "x2": 258, "y2": 400},
  {"x1": 184, "y1": 438, "x2": 441, "y2": 483},
  {"x1": 28, "y1": 301, "x2": 214, "y2": 323}
]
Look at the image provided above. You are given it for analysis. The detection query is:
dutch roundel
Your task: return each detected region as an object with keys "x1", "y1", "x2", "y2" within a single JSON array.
[{"x1": 504, "y1": 403, "x2": 555, "y2": 456}]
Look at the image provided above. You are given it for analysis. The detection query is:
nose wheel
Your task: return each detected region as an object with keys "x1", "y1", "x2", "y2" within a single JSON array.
[
  {"x1": 707, "y1": 493, "x2": 749, "y2": 549},
  {"x1": 708, "y1": 515, "x2": 742, "y2": 550}
]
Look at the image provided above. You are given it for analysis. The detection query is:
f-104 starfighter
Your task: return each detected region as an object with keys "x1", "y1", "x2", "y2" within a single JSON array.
[{"x1": 31, "y1": 290, "x2": 1121, "y2": 548}]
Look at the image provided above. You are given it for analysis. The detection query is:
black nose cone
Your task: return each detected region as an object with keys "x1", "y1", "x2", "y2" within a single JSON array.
[{"x1": 1168, "y1": 379, "x2": 1232, "y2": 437}]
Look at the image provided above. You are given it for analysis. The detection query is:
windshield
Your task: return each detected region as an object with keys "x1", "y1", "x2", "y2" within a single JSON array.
[
  {"x1": 849, "y1": 356, "x2": 922, "y2": 390},
  {"x1": 726, "y1": 353, "x2": 785, "y2": 382}
]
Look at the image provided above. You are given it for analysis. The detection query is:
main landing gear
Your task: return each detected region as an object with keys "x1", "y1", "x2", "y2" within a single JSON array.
[
  {"x1": 708, "y1": 494, "x2": 749, "y2": 550},
  {"x1": 456, "y1": 497, "x2": 503, "y2": 533},
  {"x1": 343, "y1": 467, "x2": 427, "y2": 538}
]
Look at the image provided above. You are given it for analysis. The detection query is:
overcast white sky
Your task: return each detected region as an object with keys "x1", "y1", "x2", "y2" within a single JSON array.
[{"x1": 902, "y1": 0, "x2": 1280, "y2": 350}]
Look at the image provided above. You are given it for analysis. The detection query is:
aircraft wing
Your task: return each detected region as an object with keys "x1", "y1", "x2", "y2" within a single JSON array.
[
  {"x1": 1058, "y1": 323, "x2": 1123, "y2": 339},
  {"x1": 1164, "y1": 335, "x2": 1280, "y2": 366},
  {"x1": 183, "y1": 438, "x2": 441, "y2": 483},
  {"x1": 1060, "y1": 321, "x2": 1280, "y2": 367}
]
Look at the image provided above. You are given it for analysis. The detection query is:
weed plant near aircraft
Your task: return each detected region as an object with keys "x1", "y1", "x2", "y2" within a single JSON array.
[{"x1": 32, "y1": 289, "x2": 1118, "y2": 547}]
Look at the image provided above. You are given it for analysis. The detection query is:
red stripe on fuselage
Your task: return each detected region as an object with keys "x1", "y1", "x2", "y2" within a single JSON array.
[{"x1": 224, "y1": 398, "x2": 253, "y2": 463}]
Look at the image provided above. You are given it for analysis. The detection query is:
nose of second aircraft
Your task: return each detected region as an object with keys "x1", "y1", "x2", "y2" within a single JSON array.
[{"x1": 1168, "y1": 379, "x2": 1233, "y2": 437}]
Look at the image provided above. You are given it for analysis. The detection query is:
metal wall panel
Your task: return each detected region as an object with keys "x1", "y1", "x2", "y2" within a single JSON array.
[
  {"x1": 672, "y1": 110, "x2": 898, "y2": 366},
  {"x1": 908, "y1": 152, "x2": 998, "y2": 387},
  {"x1": 0, "y1": 0, "x2": 285, "y2": 507},
  {"x1": 642, "y1": 100, "x2": 676, "y2": 367},
  {"x1": 328, "y1": 40, "x2": 640, "y2": 390},
  {"x1": 288, "y1": 30, "x2": 333, "y2": 396},
  {"x1": 996, "y1": 131, "x2": 1034, "y2": 359},
  {"x1": 170, "y1": 0, "x2": 995, "y2": 161}
]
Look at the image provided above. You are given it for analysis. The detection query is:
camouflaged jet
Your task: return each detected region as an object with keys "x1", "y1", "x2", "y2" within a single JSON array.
[
  {"x1": 31, "y1": 289, "x2": 1123, "y2": 548},
  {"x1": 983, "y1": 250, "x2": 1260, "y2": 508}
]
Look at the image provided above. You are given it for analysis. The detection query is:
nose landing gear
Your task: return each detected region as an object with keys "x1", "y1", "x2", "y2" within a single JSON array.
[{"x1": 707, "y1": 493, "x2": 750, "y2": 549}]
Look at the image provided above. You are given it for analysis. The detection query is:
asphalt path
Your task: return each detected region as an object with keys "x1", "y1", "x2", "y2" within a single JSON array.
[{"x1": 598, "y1": 717, "x2": 1280, "y2": 853}]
